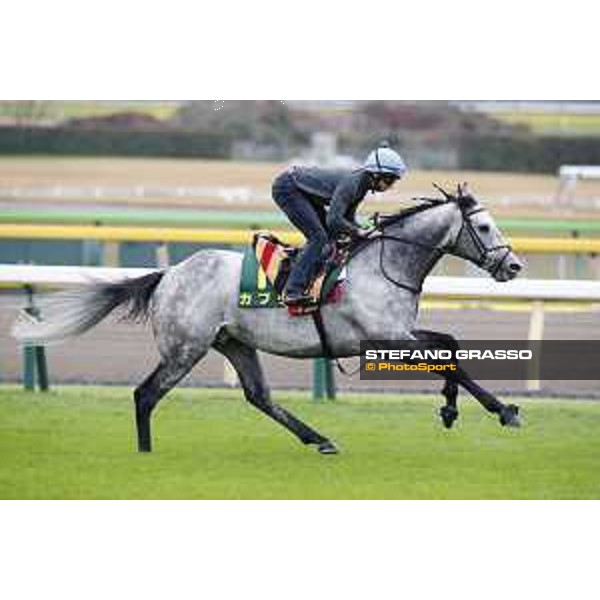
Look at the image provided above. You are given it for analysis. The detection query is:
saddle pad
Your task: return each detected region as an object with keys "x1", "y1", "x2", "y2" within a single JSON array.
[
  {"x1": 239, "y1": 244, "x2": 284, "y2": 308},
  {"x1": 255, "y1": 235, "x2": 290, "y2": 288},
  {"x1": 238, "y1": 233, "x2": 346, "y2": 309}
]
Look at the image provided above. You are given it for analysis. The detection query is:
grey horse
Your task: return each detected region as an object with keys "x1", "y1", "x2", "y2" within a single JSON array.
[{"x1": 13, "y1": 184, "x2": 524, "y2": 455}]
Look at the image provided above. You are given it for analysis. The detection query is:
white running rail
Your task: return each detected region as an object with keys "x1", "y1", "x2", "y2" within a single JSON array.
[{"x1": 2, "y1": 264, "x2": 600, "y2": 301}]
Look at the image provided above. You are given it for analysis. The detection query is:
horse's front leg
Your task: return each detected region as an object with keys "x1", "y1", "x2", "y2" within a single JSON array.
[
  {"x1": 412, "y1": 329, "x2": 520, "y2": 428},
  {"x1": 440, "y1": 378, "x2": 459, "y2": 429},
  {"x1": 453, "y1": 367, "x2": 521, "y2": 427},
  {"x1": 412, "y1": 329, "x2": 460, "y2": 428}
]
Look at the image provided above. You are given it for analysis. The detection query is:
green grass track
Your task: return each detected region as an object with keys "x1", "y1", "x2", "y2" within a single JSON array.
[
  {"x1": 1, "y1": 208, "x2": 600, "y2": 234},
  {"x1": 0, "y1": 386, "x2": 598, "y2": 499},
  {"x1": 0, "y1": 208, "x2": 285, "y2": 229}
]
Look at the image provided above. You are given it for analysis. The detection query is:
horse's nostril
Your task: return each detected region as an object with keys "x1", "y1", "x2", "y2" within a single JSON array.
[{"x1": 509, "y1": 262, "x2": 522, "y2": 273}]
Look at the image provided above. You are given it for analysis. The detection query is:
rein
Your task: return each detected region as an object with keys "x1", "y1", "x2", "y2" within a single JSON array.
[
  {"x1": 345, "y1": 200, "x2": 451, "y2": 294},
  {"x1": 349, "y1": 198, "x2": 513, "y2": 292}
]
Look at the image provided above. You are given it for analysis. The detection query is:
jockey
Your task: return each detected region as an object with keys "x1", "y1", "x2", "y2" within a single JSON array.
[{"x1": 272, "y1": 144, "x2": 407, "y2": 306}]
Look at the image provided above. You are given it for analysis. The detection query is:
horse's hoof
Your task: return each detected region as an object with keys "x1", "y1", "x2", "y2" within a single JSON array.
[
  {"x1": 317, "y1": 441, "x2": 340, "y2": 455},
  {"x1": 439, "y1": 405, "x2": 459, "y2": 429},
  {"x1": 499, "y1": 404, "x2": 521, "y2": 428}
]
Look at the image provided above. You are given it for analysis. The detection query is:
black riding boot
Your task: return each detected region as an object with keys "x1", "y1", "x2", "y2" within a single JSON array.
[{"x1": 284, "y1": 240, "x2": 330, "y2": 305}]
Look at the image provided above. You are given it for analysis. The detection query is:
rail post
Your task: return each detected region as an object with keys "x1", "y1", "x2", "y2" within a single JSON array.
[
  {"x1": 571, "y1": 230, "x2": 586, "y2": 279},
  {"x1": 312, "y1": 358, "x2": 336, "y2": 400},
  {"x1": 82, "y1": 224, "x2": 104, "y2": 267},
  {"x1": 21, "y1": 286, "x2": 49, "y2": 392},
  {"x1": 525, "y1": 300, "x2": 545, "y2": 392}
]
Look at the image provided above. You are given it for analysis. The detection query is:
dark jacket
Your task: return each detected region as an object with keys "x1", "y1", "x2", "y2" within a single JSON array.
[{"x1": 289, "y1": 166, "x2": 374, "y2": 236}]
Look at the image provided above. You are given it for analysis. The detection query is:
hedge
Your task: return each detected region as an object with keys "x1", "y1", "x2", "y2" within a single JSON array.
[
  {"x1": 459, "y1": 134, "x2": 600, "y2": 173},
  {"x1": 1, "y1": 126, "x2": 599, "y2": 173},
  {"x1": 0, "y1": 126, "x2": 232, "y2": 159}
]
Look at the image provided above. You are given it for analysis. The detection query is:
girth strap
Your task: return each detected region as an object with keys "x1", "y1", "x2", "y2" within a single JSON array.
[
  {"x1": 311, "y1": 309, "x2": 356, "y2": 376},
  {"x1": 311, "y1": 309, "x2": 333, "y2": 359}
]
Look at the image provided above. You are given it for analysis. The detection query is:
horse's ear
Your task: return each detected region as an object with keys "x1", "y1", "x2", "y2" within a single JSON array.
[{"x1": 456, "y1": 183, "x2": 476, "y2": 209}]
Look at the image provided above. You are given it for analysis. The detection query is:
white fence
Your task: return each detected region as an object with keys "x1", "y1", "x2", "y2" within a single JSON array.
[
  {"x1": 0, "y1": 265, "x2": 155, "y2": 286},
  {"x1": 2, "y1": 264, "x2": 600, "y2": 301},
  {"x1": 423, "y1": 275, "x2": 600, "y2": 301},
  {"x1": 0, "y1": 184, "x2": 265, "y2": 204},
  {"x1": 557, "y1": 164, "x2": 600, "y2": 205}
]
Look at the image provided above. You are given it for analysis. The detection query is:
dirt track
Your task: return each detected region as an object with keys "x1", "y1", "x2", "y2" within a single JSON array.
[
  {"x1": 2, "y1": 157, "x2": 600, "y2": 217},
  {"x1": 2, "y1": 292, "x2": 598, "y2": 397}
]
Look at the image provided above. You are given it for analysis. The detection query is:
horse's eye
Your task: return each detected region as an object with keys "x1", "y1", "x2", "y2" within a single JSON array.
[{"x1": 478, "y1": 224, "x2": 490, "y2": 234}]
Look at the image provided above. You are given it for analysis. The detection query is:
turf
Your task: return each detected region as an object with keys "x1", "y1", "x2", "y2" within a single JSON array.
[
  {"x1": 0, "y1": 385, "x2": 598, "y2": 499},
  {"x1": 495, "y1": 112, "x2": 600, "y2": 136},
  {"x1": 0, "y1": 101, "x2": 179, "y2": 122}
]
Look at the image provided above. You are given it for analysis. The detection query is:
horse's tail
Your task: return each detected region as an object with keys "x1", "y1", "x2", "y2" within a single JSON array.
[{"x1": 11, "y1": 271, "x2": 165, "y2": 346}]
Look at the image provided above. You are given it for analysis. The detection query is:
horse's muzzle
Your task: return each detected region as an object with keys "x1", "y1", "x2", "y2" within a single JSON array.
[{"x1": 494, "y1": 252, "x2": 525, "y2": 281}]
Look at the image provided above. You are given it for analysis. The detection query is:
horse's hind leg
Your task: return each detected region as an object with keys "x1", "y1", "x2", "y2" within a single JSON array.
[
  {"x1": 214, "y1": 335, "x2": 338, "y2": 454},
  {"x1": 134, "y1": 353, "x2": 204, "y2": 452}
]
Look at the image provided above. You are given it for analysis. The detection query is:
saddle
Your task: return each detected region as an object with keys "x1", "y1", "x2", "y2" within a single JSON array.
[{"x1": 238, "y1": 232, "x2": 347, "y2": 315}]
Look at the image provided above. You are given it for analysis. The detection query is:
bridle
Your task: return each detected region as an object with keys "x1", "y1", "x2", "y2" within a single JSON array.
[
  {"x1": 349, "y1": 193, "x2": 514, "y2": 294},
  {"x1": 452, "y1": 203, "x2": 513, "y2": 280}
]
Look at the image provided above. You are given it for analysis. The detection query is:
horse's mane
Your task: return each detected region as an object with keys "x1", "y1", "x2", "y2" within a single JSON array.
[
  {"x1": 345, "y1": 199, "x2": 449, "y2": 261},
  {"x1": 373, "y1": 199, "x2": 448, "y2": 230}
]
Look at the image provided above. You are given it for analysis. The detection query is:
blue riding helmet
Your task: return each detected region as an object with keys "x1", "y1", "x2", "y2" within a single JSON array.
[{"x1": 364, "y1": 147, "x2": 407, "y2": 179}]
